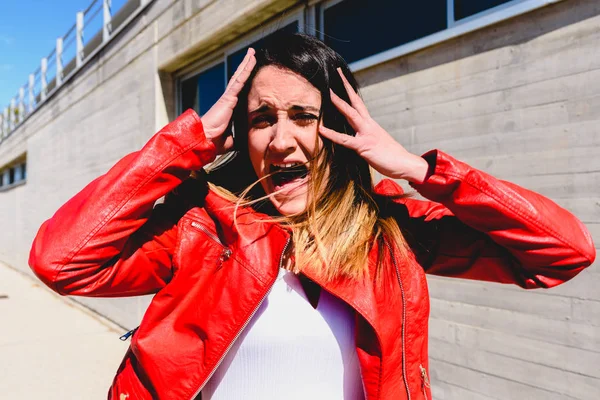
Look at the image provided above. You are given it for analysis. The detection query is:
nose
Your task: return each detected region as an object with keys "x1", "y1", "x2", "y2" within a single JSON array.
[{"x1": 268, "y1": 119, "x2": 296, "y2": 154}]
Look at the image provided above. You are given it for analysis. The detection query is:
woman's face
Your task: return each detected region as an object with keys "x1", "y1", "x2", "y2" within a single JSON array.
[{"x1": 246, "y1": 65, "x2": 324, "y2": 216}]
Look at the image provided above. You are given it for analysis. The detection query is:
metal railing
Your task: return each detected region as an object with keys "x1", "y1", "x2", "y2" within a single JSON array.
[{"x1": 0, "y1": 0, "x2": 153, "y2": 144}]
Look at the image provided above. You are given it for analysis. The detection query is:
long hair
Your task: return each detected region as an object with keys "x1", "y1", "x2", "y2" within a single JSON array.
[{"x1": 206, "y1": 32, "x2": 409, "y2": 281}]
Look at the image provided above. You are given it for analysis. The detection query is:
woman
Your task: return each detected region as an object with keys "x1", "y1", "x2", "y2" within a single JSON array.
[{"x1": 29, "y1": 33, "x2": 595, "y2": 400}]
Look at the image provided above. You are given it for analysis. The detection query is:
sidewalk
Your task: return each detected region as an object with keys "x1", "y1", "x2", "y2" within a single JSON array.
[{"x1": 0, "y1": 262, "x2": 129, "y2": 399}]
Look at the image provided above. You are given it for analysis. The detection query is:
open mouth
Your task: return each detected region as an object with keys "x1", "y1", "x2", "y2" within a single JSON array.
[{"x1": 270, "y1": 162, "x2": 309, "y2": 190}]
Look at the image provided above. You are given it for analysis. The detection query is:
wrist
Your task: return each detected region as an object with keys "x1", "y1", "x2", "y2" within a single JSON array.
[{"x1": 397, "y1": 154, "x2": 429, "y2": 184}]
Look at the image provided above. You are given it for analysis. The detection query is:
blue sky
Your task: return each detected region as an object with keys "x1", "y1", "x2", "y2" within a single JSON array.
[{"x1": 0, "y1": 0, "x2": 126, "y2": 109}]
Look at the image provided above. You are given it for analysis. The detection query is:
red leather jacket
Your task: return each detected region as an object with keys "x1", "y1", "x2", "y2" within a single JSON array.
[{"x1": 29, "y1": 110, "x2": 595, "y2": 400}]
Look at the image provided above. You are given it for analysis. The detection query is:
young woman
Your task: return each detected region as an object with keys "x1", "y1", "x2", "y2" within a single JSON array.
[{"x1": 29, "y1": 33, "x2": 595, "y2": 400}]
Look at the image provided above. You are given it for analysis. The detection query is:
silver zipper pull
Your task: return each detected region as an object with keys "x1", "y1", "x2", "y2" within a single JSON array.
[
  {"x1": 220, "y1": 248, "x2": 232, "y2": 262},
  {"x1": 420, "y1": 364, "x2": 430, "y2": 386},
  {"x1": 420, "y1": 364, "x2": 430, "y2": 400},
  {"x1": 217, "y1": 248, "x2": 232, "y2": 269}
]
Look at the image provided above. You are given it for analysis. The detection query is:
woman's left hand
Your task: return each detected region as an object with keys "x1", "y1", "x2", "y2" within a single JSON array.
[{"x1": 319, "y1": 68, "x2": 429, "y2": 184}]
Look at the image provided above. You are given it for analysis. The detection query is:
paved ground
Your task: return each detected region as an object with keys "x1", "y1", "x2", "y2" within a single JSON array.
[{"x1": 0, "y1": 261, "x2": 129, "y2": 399}]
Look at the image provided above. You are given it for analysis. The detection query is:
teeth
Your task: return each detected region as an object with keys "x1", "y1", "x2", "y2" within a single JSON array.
[{"x1": 273, "y1": 162, "x2": 301, "y2": 169}]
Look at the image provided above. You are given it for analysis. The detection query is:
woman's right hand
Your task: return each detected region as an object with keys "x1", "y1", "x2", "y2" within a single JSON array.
[{"x1": 201, "y1": 48, "x2": 256, "y2": 154}]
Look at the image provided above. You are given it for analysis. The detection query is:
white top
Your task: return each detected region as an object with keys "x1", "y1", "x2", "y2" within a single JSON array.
[{"x1": 202, "y1": 268, "x2": 365, "y2": 400}]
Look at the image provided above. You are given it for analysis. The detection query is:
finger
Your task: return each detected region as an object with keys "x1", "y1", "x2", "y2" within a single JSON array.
[
  {"x1": 329, "y1": 89, "x2": 362, "y2": 130},
  {"x1": 319, "y1": 125, "x2": 358, "y2": 150},
  {"x1": 227, "y1": 56, "x2": 256, "y2": 97},
  {"x1": 226, "y1": 48, "x2": 256, "y2": 93},
  {"x1": 336, "y1": 67, "x2": 369, "y2": 117},
  {"x1": 227, "y1": 47, "x2": 253, "y2": 88}
]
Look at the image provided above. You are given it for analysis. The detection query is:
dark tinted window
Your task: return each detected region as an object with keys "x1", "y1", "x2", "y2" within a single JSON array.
[
  {"x1": 8, "y1": 167, "x2": 15, "y2": 184},
  {"x1": 181, "y1": 75, "x2": 200, "y2": 113},
  {"x1": 21, "y1": 162, "x2": 26, "y2": 180},
  {"x1": 455, "y1": 0, "x2": 512, "y2": 20},
  {"x1": 227, "y1": 22, "x2": 299, "y2": 79},
  {"x1": 197, "y1": 63, "x2": 226, "y2": 115},
  {"x1": 324, "y1": 0, "x2": 447, "y2": 64},
  {"x1": 180, "y1": 62, "x2": 226, "y2": 116}
]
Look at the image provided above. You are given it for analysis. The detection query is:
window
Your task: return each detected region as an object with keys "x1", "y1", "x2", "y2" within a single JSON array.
[
  {"x1": 0, "y1": 156, "x2": 27, "y2": 190},
  {"x1": 178, "y1": 0, "x2": 545, "y2": 108},
  {"x1": 316, "y1": 0, "x2": 536, "y2": 70},
  {"x1": 322, "y1": 0, "x2": 447, "y2": 64},
  {"x1": 454, "y1": 0, "x2": 513, "y2": 20},
  {"x1": 181, "y1": 62, "x2": 225, "y2": 116},
  {"x1": 178, "y1": 20, "x2": 299, "y2": 116}
]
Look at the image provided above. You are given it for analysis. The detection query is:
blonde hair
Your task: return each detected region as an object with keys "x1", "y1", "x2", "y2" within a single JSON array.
[{"x1": 206, "y1": 142, "x2": 410, "y2": 282}]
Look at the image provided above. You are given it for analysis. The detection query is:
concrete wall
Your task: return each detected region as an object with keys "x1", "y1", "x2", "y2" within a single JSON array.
[
  {"x1": 357, "y1": 0, "x2": 600, "y2": 398},
  {"x1": 0, "y1": 0, "x2": 598, "y2": 398}
]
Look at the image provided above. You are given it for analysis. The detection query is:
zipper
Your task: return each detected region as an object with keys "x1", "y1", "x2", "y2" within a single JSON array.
[
  {"x1": 187, "y1": 236, "x2": 292, "y2": 400},
  {"x1": 190, "y1": 221, "x2": 232, "y2": 266},
  {"x1": 119, "y1": 327, "x2": 139, "y2": 341},
  {"x1": 420, "y1": 364, "x2": 430, "y2": 400},
  {"x1": 386, "y1": 242, "x2": 411, "y2": 400},
  {"x1": 119, "y1": 223, "x2": 230, "y2": 343}
]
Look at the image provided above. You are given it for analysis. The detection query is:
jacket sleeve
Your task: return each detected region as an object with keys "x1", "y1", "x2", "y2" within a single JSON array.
[
  {"x1": 389, "y1": 150, "x2": 595, "y2": 289},
  {"x1": 28, "y1": 110, "x2": 217, "y2": 297}
]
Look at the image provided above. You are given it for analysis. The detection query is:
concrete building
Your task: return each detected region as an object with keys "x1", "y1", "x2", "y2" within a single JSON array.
[{"x1": 0, "y1": 0, "x2": 598, "y2": 398}]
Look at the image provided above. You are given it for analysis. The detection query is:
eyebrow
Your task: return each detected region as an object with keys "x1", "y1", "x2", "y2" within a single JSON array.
[{"x1": 249, "y1": 104, "x2": 320, "y2": 114}]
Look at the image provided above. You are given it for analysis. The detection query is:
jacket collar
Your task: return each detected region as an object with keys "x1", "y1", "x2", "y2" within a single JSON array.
[{"x1": 200, "y1": 184, "x2": 398, "y2": 333}]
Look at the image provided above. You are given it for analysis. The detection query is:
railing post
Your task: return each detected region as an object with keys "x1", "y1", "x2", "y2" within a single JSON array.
[
  {"x1": 2, "y1": 108, "x2": 8, "y2": 137},
  {"x1": 18, "y1": 88, "x2": 25, "y2": 122},
  {"x1": 103, "y1": 0, "x2": 112, "y2": 43},
  {"x1": 9, "y1": 98, "x2": 16, "y2": 131},
  {"x1": 76, "y1": 11, "x2": 84, "y2": 67},
  {"x1": 56, "y1": 38, "x2": 63, "y2": 86},
  {"x1": 28, "y1": 74, "x2": 35, "y2": 113},
  {"x1": 41, "y1": 58, "x2": 48, "y2": 102}
]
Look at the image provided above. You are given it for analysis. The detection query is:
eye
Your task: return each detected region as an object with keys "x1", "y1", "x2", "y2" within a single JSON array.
[
  {"x1": 292, "y1": 113, "x2": 318, "y2": 125},
  {"x1": 250, "y1": 115, "x2": 275, "y2": 128}
]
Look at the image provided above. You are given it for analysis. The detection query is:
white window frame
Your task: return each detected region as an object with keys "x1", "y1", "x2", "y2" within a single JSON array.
[
  {"x1": 318, "y1": 0, "x2": 566, "y2": 72},
  {"x1": 176, "y1": 9, "x2": 305, "y2": 115}
]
